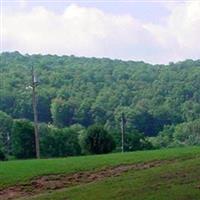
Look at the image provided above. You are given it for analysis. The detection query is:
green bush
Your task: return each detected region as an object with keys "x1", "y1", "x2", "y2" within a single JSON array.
[
  {"x1": 0, "y1": 111, "x2": 13, "y2": 155},
  {"x1": 173, "y1": 119, "x2": 200, "y2": 146},
  {"x1": 83, "y1": 125, "x2": 115, "y2": 154},
  {"x1": 0, "y1": 148, "x2": 6, "y2": 161},
  {"x1": 124, "y1": 131, "x2": 153, "y2": 151},
  {"x1": 110, "y1": 130, "x2": 153, "y2": 152},
  {"x1": 40, "y1": 124, "x2": 81, "y2": 157},
  {"x1": 150, "y1": 125, "x2": 175, "y2": 148},
  {"x1": 11, "y1": 119, "x2": 36, "y2": 159}
]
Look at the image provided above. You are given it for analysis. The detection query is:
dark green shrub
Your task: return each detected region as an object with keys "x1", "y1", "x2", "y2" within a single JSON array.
[
  {"x1": 124, "y1": 131, "x2": 153, "y2": 151},
  {"x1": 0, "y1": 111, "x2": 13, "y2": 155},
  {"x1": 40, "y1": 124, "x2": 81, "y2": 157},
  {"x1": 83, "y1": 125, "x2": 115, "y2": 154},
  {"x1": 173, "y1": 119, "x2": 200, "y2": 146},
  {"x1": 11, "y1": 119, "x2": 36, "y2": 159},
  {"x1": 0, "y1": 148, "x2": 6, "y2": 161}
]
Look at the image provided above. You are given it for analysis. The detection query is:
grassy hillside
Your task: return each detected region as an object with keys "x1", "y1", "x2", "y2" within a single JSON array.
[
  {"x1": 28, "y1": 155, "x2": 200, "y2": 200},
  {"x1": 0, "y1": 147, "x2": 200, "y2": 200}
]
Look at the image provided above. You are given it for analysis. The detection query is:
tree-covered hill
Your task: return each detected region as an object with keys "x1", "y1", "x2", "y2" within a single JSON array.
[{"x1": 1, "y1": 52, "x2": 200, "y2": 136}]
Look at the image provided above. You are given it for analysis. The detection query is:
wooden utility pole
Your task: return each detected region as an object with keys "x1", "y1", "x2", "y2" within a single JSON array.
[
  {"x1": 121, "y1": 112, "x2": 126, "y2": 153},
  {"x1": 31, "y1": 66, "x2": 40, "y2": 159}
]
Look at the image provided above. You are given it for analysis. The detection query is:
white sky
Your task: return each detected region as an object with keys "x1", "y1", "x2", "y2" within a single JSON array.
[{"x1": 1, "y1": 0, "x2": 200, "y2": 64}]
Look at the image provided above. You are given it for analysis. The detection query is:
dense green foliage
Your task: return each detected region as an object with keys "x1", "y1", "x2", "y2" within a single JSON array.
[
  {"x1": 0, "y1": 148, "x2": 6, "y2": 161},
  {"x1": 0, "y1": 111, "x2": 13, "y2": 155},
  {"x1": 1, "y1": 52, "x2": 200, "y2": 158},
  {"x1": 83, "y1": 125, "x2": 115, "y2": 154},
  {"x1": 150, "y1": 119, "x2": 200, "y2": 148},
  {"x1": 11, "y1": 119, "x2": 36, "y2": 159},
  {"x1": 9, "y1": 120, "x2": 116, "y2": 158},
  {"x1": 173, "y1": 119, "x2": 200, "y2": 145},
  {"x1": 40, "y1": 124, "x2": 81, "y2": 157},
  {"x1": 9, "y1": 121, "x2": 81, "y2": 159},
  {"x1": 1, "y1": 52, "x2": 200, "y2": 136},
  {"x1": 124, "y1": 131, "x2": 153, "y2": 151}
]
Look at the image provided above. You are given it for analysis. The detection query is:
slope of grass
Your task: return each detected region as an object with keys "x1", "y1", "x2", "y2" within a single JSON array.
[
  {"x1": 28, "y1": 156, "x2": 200, "y2": 200},
  {"x1": 0, "y1": 147, "x2": 200, "y2": 189}
]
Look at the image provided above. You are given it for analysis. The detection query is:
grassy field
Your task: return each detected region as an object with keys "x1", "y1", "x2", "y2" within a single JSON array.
[
  {"x1": 1, "y1": 147, "x2": 200, "y2": 200},
  {"x1": 28, "y1": 155, "x2": 200, "y2": 200}
]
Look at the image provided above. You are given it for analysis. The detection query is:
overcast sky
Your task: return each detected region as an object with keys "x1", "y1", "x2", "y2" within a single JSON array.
[{"x1": 1, "y1": 0, "x2": 200, "y2": 64}]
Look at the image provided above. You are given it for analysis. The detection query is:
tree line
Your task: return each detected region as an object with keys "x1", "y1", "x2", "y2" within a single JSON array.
[
  {"x1": 0, "y1": 52, "x2": 200, "y2": 159},
  {"x1": 0, "y1": 111, "x2": 153, "y2": 160}
]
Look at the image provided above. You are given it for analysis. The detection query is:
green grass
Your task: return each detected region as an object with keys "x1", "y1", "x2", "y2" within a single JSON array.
[
  {"x1": 27, "y1": 156, "x2": 200, "y2": 200},
  {"x1": 0, "y1": 147, "x2": 200, "y2": 189}
]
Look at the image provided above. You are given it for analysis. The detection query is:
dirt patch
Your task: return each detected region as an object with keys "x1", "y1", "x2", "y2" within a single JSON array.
[{"x1": 0, "y1": 159, "x2": 177, "y2": 200}]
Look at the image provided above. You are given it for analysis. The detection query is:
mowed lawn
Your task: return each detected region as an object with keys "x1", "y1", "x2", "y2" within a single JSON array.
[
  {"x1": 0, "y1": 147, "x2": 200, "y2": 190},
  {"x1": 27, "y1": 155, "x2": 200, "y2": 200}
]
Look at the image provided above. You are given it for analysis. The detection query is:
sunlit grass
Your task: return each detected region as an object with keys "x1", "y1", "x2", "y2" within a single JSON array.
[
  {"x1": 28, "y1": 156, "x2": 200, "y2": 200},
  {"x1": 0, "y1": 146, "x2": 199, "y2": 189}
]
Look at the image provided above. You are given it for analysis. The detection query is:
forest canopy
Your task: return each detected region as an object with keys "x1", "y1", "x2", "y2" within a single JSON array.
[{"x1": 1, "y1": 52, "x2": 200, "y2": 137}]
